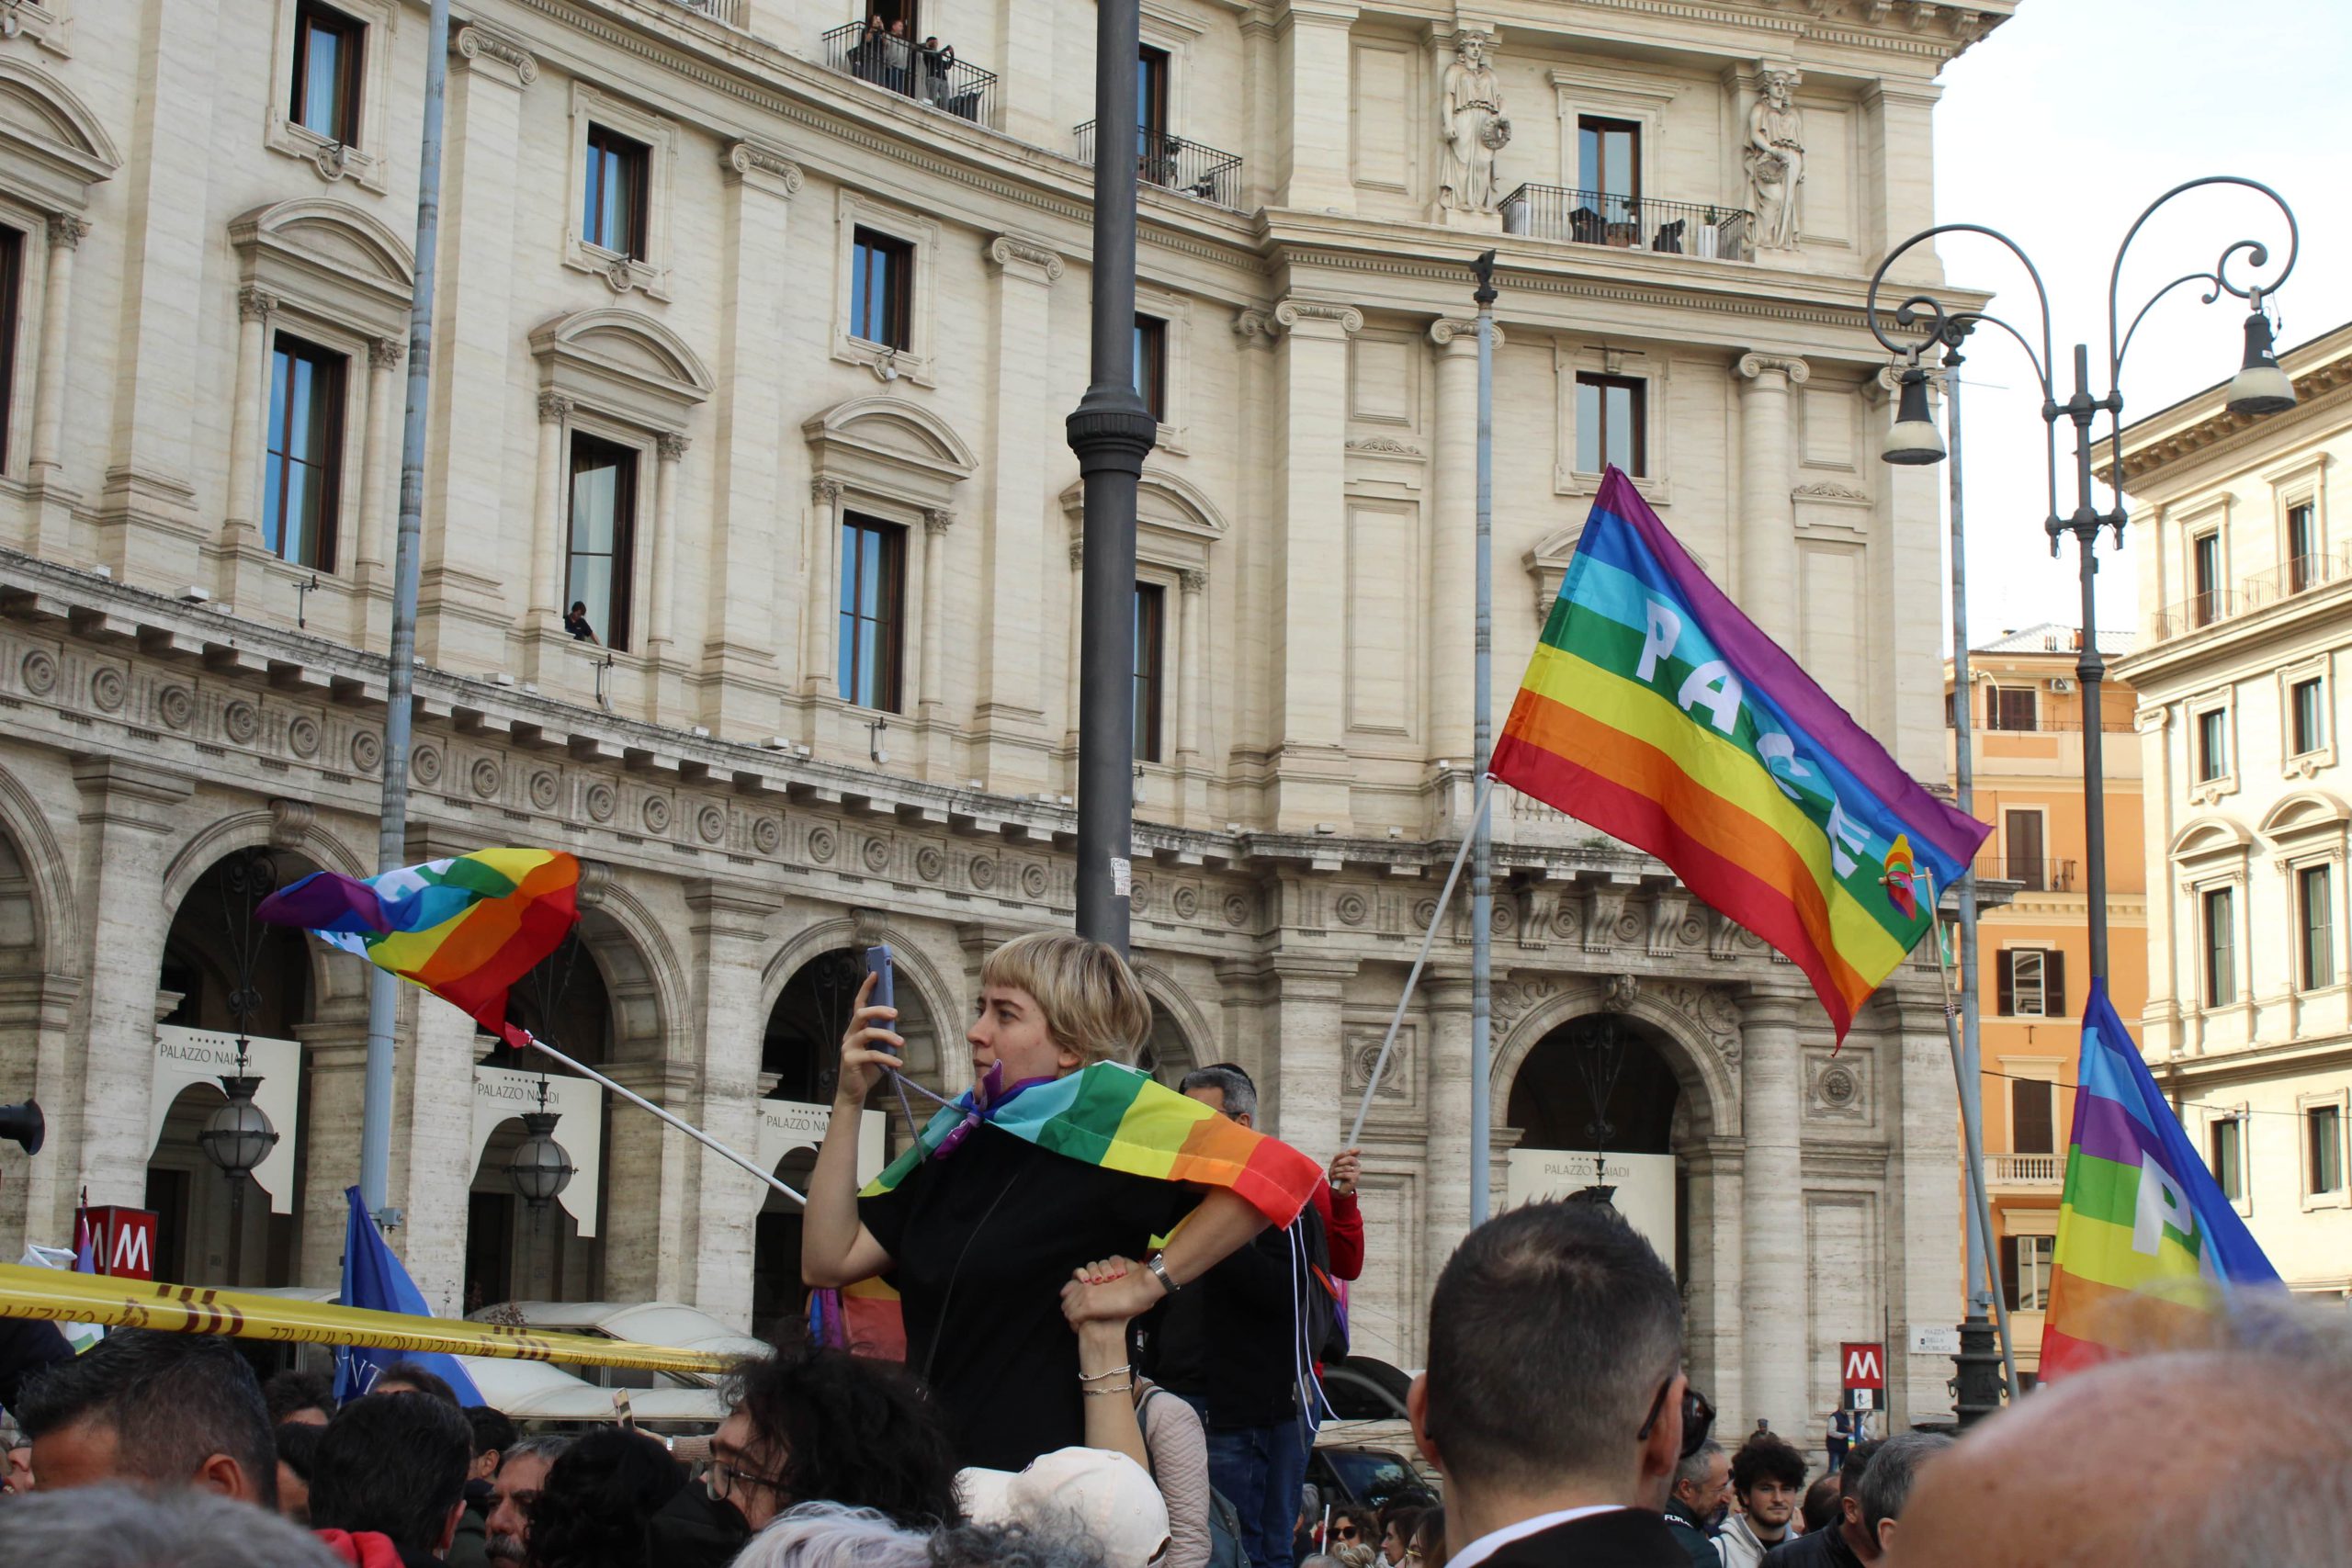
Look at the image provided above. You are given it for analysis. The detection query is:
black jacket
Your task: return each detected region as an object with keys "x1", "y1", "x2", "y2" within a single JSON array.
[
  {"x1": 1141, "y1": 1205, "x2": 1325, "y2": 1429},
  {"x1": 1474, "y1": 1510, "x2": 1693, "y2": 1568},
  {"x1": 1761, "y1": 1521, "x2": 1867, "y2": 1568},
  {"x1": 644, "y1": 1477, "x2": 752, "y2": 1568}
]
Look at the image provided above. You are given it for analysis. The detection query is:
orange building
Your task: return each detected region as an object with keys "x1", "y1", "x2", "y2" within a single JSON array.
[{"x1": 1945, "y1": 625, "x2": 2146, "y2": 1386}]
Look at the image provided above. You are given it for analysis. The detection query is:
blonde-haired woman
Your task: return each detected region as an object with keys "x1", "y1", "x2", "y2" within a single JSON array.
[{"x1": 803, "y1": 931, "x2": 1271, "y2": 1474}]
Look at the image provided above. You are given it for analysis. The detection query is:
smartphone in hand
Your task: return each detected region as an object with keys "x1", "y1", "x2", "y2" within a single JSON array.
[{"x1": 864, "y1": 944, "x2": 900, "y2": 1055}]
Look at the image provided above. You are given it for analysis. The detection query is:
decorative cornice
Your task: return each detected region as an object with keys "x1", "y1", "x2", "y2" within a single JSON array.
[
  {"x1": 46, "y1": 214, "x2": 88, "y2": 251},
  {"x1": 922, "y1": 507, "x2": 956, "y2": 536},
  {"x1": 453, "y1": 24, "x2": 540, "y2": 85},
  {"x1": 1272, "y1": 298, "x2": 1364, "y2": 337},
  {"x1": 1792, "y1": 480, "x2": 1870, "y2": 502},
  {"x1": 1736, "y1": 352, "x2": 1812, "y2": 385},
  {"x1": 237, "y1": 286, "x2": 280, "y2": 322},
  {"x1": 811, "y1": 478, "x2": 845, "y2": 505},
  {"x1": 369, "y1": 337, "x2": 405, "y2": 371},
  {"x1": 656, "y1": 431, "x2": 692, "y2": 461},
  {"x1": 985, "y1": 234, "x2": 1065, "y2": 283},
  {"x1": 1347, "y1": 435, "x2": 1425, "y2": 458},
  {"x1": 724, "y1": 140, "x2": 804, "y2": 194},
  {"x1": 537, "y1": 390, "x2": 575, "y2": 424},
  {"x1": 1232, "y1": 310, "x2": 1280, "y2": 345},
  {"x1": 1177, "y1": 567, "x2": 1208, "y2": 593}
]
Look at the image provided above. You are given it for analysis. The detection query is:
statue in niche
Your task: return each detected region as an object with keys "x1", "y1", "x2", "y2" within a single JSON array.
[
  {"x1": 1438, "y1": 31, "x2": 1510, "y2": 214},
  {"x1": 1745, "y1": 67, "x2": 1806, "y2": 251}
]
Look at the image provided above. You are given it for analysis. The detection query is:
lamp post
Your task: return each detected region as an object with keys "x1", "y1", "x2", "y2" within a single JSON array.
[
  {"x1": 203, "y1": 849, "x2": 284, "y2": 1284},
  {"x1": 1867, "y1": 176, "x2": 2300, "y2": 990}
]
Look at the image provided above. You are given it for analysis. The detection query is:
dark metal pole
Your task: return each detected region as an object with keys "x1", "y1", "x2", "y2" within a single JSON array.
[
  {"x1": 1066, "y1": 0, "x2": 1157, "y2": 953},
  {"x1": 2052, "y1": 343, "x2": 2110, "y2": 985}
]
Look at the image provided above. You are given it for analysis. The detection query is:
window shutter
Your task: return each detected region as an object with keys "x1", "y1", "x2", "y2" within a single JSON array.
[
  {"x1": 1996, "y1": 951, "x2": 2015, "y2": 1016},
  {"x1": 2047, "y1": 951, "x2": 2068, "y2": 1020},
  {"x1": 2000, "y1": 1235, "x2": 2020, "y2": 1312}
]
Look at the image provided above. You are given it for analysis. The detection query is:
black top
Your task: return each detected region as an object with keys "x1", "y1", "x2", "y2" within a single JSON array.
[
  {"x1": 1476, "y1": 1510, "x2": 1692, "y2": 1568},
  {"x1": 1760, "y1": 1522, "x2": 1866, "y2": 1568},
  {"x1": 1141, "y1": 1202, "x2": 1321, "y2": 1428},
  {"x1": 858, "y1": 1122, "x2": 1193, "y2": 1472}
]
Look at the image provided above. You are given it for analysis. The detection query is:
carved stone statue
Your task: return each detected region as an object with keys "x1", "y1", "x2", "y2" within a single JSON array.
[
  {"x1": 1438, "y1": 32, "x2": 1510, "y2": 214},
  {"x1": 1745, "y1": 67, "x2": 1805, "y2": 251}
]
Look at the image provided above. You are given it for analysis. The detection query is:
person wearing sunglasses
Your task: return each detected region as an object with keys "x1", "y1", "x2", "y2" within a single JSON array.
[
  {"x1": 1662, "y1": 1440, "x2": 1730, "y2": 1564},
  {"x1": 1408, "y1": 1201, "x2": 1712, "y2": 1568}
]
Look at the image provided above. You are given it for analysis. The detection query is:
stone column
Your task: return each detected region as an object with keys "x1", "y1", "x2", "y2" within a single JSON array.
[
  {"x1": 1267, "y1": 956, "x2": 1356, "y2": 1159},
  {"x1": 1176, "y1": 567, "x2": 1206, "y2": 762},
  {"x1": 1735, "y1": 354, "x2": 1808, "y2": 651},
  {"x1": 702, "y1": 141, "x2": 802, "y2": 738},
  {"x1": 28, "y1": 216, "x2": 85, "y2": 483},
  {"x1": 803, "y1": 479, "x2": 844, "y2": 704},
  {"x1": 224, "y1": 287, "x2": 279, "y2": 547},
  {"x1": 66, "y1": 759, "x2": 193, "y2": 1208},
  {"x1": 1738, "y1": 985, "x2": 1810, "y2": 1433},
  {"x1": 530, "y1": 392, "x2": 573, "y2": 615},
  {"x1": 1063, "y1": 536, "x2": 1085, "y2": 757},
  {"x1": 1421, "y1": 973, "x2": 1475, "y2": 1282},
  {"x1": 390, "y1": 989, "x2": 481, "y2": 1314},
  {"x1": 684, "y1": 884, "x2": 773, "y2": 1329},
  {"x1": 977, "y1": 235, "x2": 1063, "y2": 792},
  {"x1": 918, "y1": 509, "x2": 954, "y2": 714},
  {"x1": 1269, "y1": 299, "x2": 1362, "y2": 830},
  {"x1": 356, "y1": 338, "x2": 401, "y2": 584},
  {"x1": 992, "y1": 0, "x2": 1059, "y2": 147},
  {"x1": 1277, "y1": 1, "x2": 1359, "y2": 212},
  {"x1": 295, "y1": 981, "x2": 372, "y2": 1289},
  {"x1": 1427, "y1": 320, "x2": 1485, "y2": 767},
  {"x1": 601, "y1": 1056, "x2": 698, "y2": 1304},
  {"x1": 647, "y1": 432, "x2": 688, "y2": 660}
]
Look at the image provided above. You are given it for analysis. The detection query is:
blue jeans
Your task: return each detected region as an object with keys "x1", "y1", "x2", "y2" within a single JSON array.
[{"x1": 1206, "y1": 1416, "x2": 1309, "y2": 1568}]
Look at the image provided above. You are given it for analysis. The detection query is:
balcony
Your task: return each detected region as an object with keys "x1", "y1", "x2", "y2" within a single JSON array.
[
  {"x1": 1074, "y1": 122, "x2": 1244, "y2": 209},
  {"x1": 1500, "y1": 185, "x2": 1753, "y2": 261},
  {"x1": 2149, "y1": 547, "x2": 2352, "y2": 641},
  {"x1": 1985, "y1": 1153, "x2": 2064, "y2": 1191},
  {"x1": 669, "y1": 0, "x2": 746, "y2": 27},
  {"x1": 821, "y1": 24, "x2": 1001, "y2": 130},
  {"x1": 1970, "y1": 855, "x2": 2077, "y2": 893}
]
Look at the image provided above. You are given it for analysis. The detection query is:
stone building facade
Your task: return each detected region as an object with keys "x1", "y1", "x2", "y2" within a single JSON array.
[
  {"x1": 2109, "y1": 319, "x2": 2352, "y2": 1303},
  {"x1": 0, "y1": 0, "x2": 2008, "y2": 1434}
]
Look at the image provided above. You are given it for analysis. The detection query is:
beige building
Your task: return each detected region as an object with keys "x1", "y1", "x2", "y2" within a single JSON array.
[
  {"x1": 0, "y1": 0, "x2": 2010, "y2": 1432},
  {"x1": 2109, "y1": 319, "x2": 2352, "y2": 1303}
]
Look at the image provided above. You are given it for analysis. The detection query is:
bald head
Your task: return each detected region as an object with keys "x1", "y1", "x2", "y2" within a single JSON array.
[{"x1": 1899, "y1": 1349, "x2": 2352, "y2": 1568}]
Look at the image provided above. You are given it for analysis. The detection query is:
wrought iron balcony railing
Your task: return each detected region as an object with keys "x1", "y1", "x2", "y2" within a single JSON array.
[
  {"x1": 669, "y1": 0, "x2": 746, "y2": 28},
  {"x1": 1500, "y1": 185, "x2": 1754, "y2": 260},
  {"x1": 1074, "y1": 121, "x2": 1244, "y2": 209},
  {"x1": 822, "y1": 24, "x2": 1001, "y2": 130},
  {"x1": 1971, "y1": 855, "x2": 2077, "y2": 893},
  {"x1": 2149, "y1": 546, "x2": 2352, "y2": 641}
]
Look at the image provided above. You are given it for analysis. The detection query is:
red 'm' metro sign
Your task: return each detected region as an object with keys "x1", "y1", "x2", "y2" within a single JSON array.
[{"x1": 1840, "y1": 1341, "x2": 1884, "y2": 1391}]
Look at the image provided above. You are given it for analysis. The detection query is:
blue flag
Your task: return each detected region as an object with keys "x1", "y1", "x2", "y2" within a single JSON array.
[{"x1": 334, "y1": 1186, "x2": 484, "y2": 1406}]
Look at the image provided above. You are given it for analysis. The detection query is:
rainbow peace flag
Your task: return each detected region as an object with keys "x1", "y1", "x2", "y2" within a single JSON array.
[
  {"x1": 2041, "y1": 982, "x2": 2278, "y2": 1380},
  {"x1": 257, "y1": 848, "x2": 580, "y2": 1050},
  {"x1": 1490, "y1": 469, "x2": 1988, "y2": 1037},
  {"x1": 864, "y1": 1061, "x2": 1323, "y2": 1230}
]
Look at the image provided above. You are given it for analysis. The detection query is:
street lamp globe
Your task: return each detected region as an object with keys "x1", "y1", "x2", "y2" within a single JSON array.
[
  {"x1": 1881, "y1": 365, "x2": 1947, "y2": 465},
  {"x1": 2224, "y1": 305, "x2": 2297, "y2": 417},
  {"x1": 506, "y1": 1111, "x2": 576, "y2": 1208},
  {"x1": 198, "y1": 1077, "x2": 279, "y2": 1179}
]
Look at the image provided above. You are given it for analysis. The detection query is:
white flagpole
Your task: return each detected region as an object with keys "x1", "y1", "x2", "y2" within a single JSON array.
[{"x1": 521, "y1": 1032, "x2": 806, "y2": 1206}]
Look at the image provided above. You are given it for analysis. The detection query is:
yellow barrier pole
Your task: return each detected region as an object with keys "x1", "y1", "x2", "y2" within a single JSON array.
[{"x1": 0, "y1": 1264, "x2": 734, "y2": 1377}]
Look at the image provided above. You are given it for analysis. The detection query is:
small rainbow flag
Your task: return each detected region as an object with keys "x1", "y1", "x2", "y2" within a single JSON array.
[
  {"x1": 864, "y1": 1061, "x2": 1323, "y2": 1231},
  {"x1": 2041, "y1": 982, "x2": 2278, "y2": 1380},
  {"x1": 257, "y1": 848, "x2": 580, "y2": 1050},
  {"x1": 1490, "y1": 469, "x2": 1988, "y2": 1037}
]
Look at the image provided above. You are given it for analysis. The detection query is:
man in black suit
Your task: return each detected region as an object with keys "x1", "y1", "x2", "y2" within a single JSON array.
[{"x1": 1407, "y1": 1201, "x2": 1713, "y2": 1568}]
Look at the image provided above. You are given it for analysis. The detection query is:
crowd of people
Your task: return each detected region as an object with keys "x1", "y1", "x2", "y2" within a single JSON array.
[{"x1": 2, "y1": 931, "x2": 2349, "y2": 1566}]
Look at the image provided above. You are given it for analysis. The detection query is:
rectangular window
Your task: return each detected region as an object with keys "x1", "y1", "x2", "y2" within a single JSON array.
[
  {"x1": 2011, "y1": 1077, "x2": 2055, "y2": 1156},
  {"x1": 1137, "y1": 45, "x2": 1170, "y2": 140},
  {"x1": 2211, "y1": 1116, "x2": 2244, "y2": 1203},
  {"x1": 2289, "y1": 502, "x2": 2319, "y2": 592},
  {"x1": 0, "y1": 226, "x2": 19, "y2": 475},
  {"x1": 1135, "y1": 315, "x2": 1168, "y2": 424},
  {"x1": 1987, "y1": 686, "x2": 2039, "y2": 732},
  {"x1": 291, "y1": 0, "x2": 365, "y2": 145},
  {"x1": 1134, "y1": 581, "x2": 1166, "y2": 763},
  {"x1": 2308, "y1": 1104, "x2": 2343, "y2": 1195},
  {"x1": 1575, "y1": 374, "x2": 1645, "y2": 477},
  {"x1": 837, "y1": 514, "x2": 906, "y2": 712},
  {"x1": 2292, "y1": 676, "x2": 2326, "y2": 756},
  {"x1": 2204, "y1": 886, "x2": 2237, "y2": 1007},
  {"x1": 2000, "y1": 1234, "x2": 2054, "y2": 1313},
  {"x1": 582, "y1": 125, "x2": 650, "y2": 259},
  {"x1": 2197, "y1": 707, "x2": 2229, "y2": 782},
  {"x1": 262, "y1": 333, "x2": 346, "y2": 571},
  {"x1": 1577, "y1": 116, "x2": 1641, "y2": 222},
  {"x1": 849, "y1": 227, "x2": 913, "y2": 351},
  {"x1": 2192, "y1": 531, "x2": 2222, "y2": 626},
  {"x1": 1996, "y1": 948, "x2": 2066, "y2": 1020},
  {"x1": 2004, "y1": 809, "x2": 2046, "y2": 890},
  {"x1": 2301, "y1": 863, "x2": 2335, "y2": 990},
  {"x1": 565, "y1": 434, "x2": 638, "y2": 653}
]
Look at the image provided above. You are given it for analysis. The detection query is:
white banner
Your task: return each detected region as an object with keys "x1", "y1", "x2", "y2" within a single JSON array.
[
  {"x1": 756, "y1": 1099, "x2": 885, "y2": 1187},
  {"x1": 1506, "y1": 1148, "x2": 1679, "y2": 1276},
  {"x1": 471, "y1": 1066, "x2": 605, "y2": 1237},
  {"x1": 152, "y1": 1027, "x2": 302, "y2": 1216}
]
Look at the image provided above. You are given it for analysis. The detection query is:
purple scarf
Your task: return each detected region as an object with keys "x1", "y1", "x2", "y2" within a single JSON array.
[{"x1": 930, "y1": 1061, "x2": 1057, "y2": 1158}]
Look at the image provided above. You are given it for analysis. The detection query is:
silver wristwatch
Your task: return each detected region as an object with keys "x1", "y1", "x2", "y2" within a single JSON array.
[{"x1": 1145, "y1": 1253, "x2": 1180, "y2": 1296}]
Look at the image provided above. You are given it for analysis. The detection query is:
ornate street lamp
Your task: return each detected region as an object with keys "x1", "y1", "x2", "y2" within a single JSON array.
[
  {"x1": 505, "y1": 1078, "x2": 576, "y2": 1215},
  {"x1": 201, "y1": 849, "x2": 285, "y2": 1282},
  {"x1": 1569, "y1": 1012, "x2": 1631, "y2": 1208},
  {"x1": 198, "y1": 1077, "x2": 279, "y2": 1178}
]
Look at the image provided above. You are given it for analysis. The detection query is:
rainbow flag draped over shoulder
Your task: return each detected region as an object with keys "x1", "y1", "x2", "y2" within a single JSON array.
[
  {"x1": 256, "y1": 848, "x2": 580, "y2": 1050},
  {"x1": 1491, "y1": 469, "x2": 1989, "y2": 1038},
  {"x1": 863, "y1": 1061, "x2": 1323, "y2": 1231},
  {"x1": 2041, "y1": 982, "x2": 2279, "y2": 1380}
]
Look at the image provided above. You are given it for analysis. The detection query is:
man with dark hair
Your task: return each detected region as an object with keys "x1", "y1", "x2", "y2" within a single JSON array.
[
  {"x1": 1408, "y1": 1201, "x2": 1699, "y2": 1568},
  {"x1": 0, "y1": 1483, "x2": 344, "y2": 1568},
  {"x1": 447, "y1": 1408, "x2": 517, "y2": 1568},
  {"x1": 1797, "y1": 1475, "x2": 1841, "y2": 1537},
  {"x1": 1849, "y1": 1431, "x2": 1949, "y2": 1560},
  {"x1": 368, "y1": 1361, "x2": 460, "y2": 1406},
  {"x1": 14, "y1": 1328, "x2": 277, "y2": 1506},
  {"x1": 276, "y1": 1423, "x2": 323, "y2": 1527},
  {"x1": 485, "y1": 1435, "x2": 571, "y2": 1565},
  {"x1": 308, "y1": 1392, "x2": 471, "y2": 1567},
  {"x1": 1719, "y1": 1433, "x2": 1808, "y2": 1567},
  {"x1": 264, "y1": 1369, "x2": 336, "y2": 1427},
  {"x1": 1663, "y1": 1440, "x2": 1729, "y2": 1564},
  {"x1": 1761, "y1": 1438, "x2": 1881, "y2": 1568}
]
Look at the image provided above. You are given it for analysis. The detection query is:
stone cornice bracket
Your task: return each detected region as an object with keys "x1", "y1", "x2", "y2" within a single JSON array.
[
  {"x1": 1232, "y1": 310, "x2": 1281, "y2": 347},
  {"x1": 1736, "y1": 352, "x2": 1811, "y2": 386},
  {"x1": 724, "y1": 140, "x2": 804, "y2": 196},
  {"x1": 46, "y1": 213, "x2": 88, "y2": 250},
  {"x1": 922, "y1": 507, "x2": 956, "y2": 536},
  {"x1": 575, "y1": 858, "x2": 613, "y2": 909},
  {"x1": 237, "y1": 286, "x2": 280, "y2": 321},
  {"x1": 656, "y1": 431, "x2": 691, "y2": 461},
  {"x1": 370, "y1": 336, "x2": 404, "y2": 370},
  {"x1": 267, "y1": 797, "x2": 317, "y2": 852},
  {"x1": 986, "y1": 233, "x2": 1065, "y2": 285},
  {"x1": 537, "y1": 389, "x2": 574, "y2": 424},
  {"x1": 453, "y1": 24, "x2": 538, "y2": 87},
  {"x1": 1272, "y1": 299, "x2": 1364, "y2": 337},
  {"x1": 1429, "y1": 317, "x2": 1506, "y2": 350}
]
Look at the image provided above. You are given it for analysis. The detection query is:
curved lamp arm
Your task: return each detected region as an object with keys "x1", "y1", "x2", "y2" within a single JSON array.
[{"x1": 2106, "y1": 175, "x2": 2299, "y2": 388}]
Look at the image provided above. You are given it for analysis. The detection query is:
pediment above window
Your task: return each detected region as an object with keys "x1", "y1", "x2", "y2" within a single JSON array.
[
  {"x1": 1058, "y1": 467, "x2": 1228, "y2": 572},
  {"x1": 230, "y1": 198, "x2": 414, "y2": 335},
  {"x1": 2258, "y1": 789, "x2": 2352, "y2": 845},
  {"x1": 530, "y1": 307, "x2": 713, "y2": 434},
  {"x1": 0, "y1": 58, "x2": 120, "y2": 213},
  {"x1": 803, "y1": 396, "x2": 976, "y2": 511},
  {"x1": 2170, "y1": 814, "x2": 2256, "y2": 866}
]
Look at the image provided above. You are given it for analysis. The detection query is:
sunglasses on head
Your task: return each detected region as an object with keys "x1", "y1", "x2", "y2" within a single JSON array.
[{"x1": 1637, "y1": 1377, "x2": 1717, "y2": 1460}]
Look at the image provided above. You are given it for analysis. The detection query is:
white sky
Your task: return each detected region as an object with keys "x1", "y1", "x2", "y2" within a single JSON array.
[{"x1": 1930, "y1": 0, "x2": 2352, "y2": 648}]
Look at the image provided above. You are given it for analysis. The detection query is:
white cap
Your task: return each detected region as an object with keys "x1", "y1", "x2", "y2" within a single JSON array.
[{"x1": 958, "y1": 1448, "x2": 1171, "y2": 1565}]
